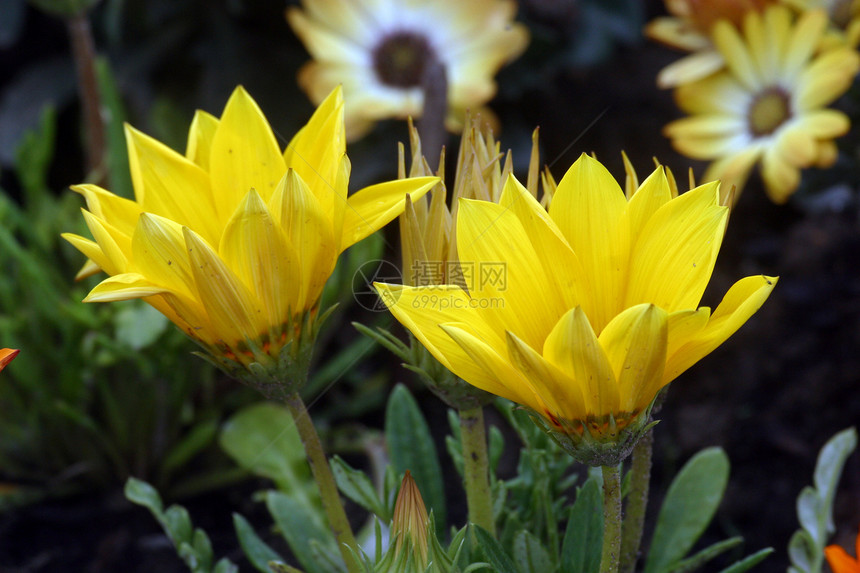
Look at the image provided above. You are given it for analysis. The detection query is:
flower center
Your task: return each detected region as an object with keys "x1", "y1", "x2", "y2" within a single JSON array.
[
  {"x1": 372, "y1": 31, "x2": 434, "y2": 88},
  {"x1": 748, "y1": 87, "x2": 791, "y2": 137}
]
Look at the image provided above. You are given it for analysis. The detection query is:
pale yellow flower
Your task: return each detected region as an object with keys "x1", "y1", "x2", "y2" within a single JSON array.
[
  {"x1": 63, "y1": 86, "x2": 437, "y2": 384},
  {"x1": 377, "y1": 154, "x2": 776, "y2": 464},
  {"x1": 646, "y1": 0, "x2": 776, "y2": 87},
  {"x1": 287, "y1": 0, "x2": 529, "y2": 139},
  {"x1": 664, "y1": 6, "x2": 859, "y2": 203},
  {"x1": 783, "y1": 0, "x2": 860, "y2": 46}
]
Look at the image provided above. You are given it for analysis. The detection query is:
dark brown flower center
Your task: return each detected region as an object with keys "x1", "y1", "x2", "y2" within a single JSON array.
[
  {"x1": 748, "y1": 87, "x2": 792, "y2": 137},
  {"x1": 372, "y1": 31, "x2": 434, "y2": 88}
]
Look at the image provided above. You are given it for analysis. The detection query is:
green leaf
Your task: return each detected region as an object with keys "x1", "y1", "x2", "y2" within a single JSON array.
[
  {"x1": 213, "y1": 558, "x2": 240, "y2": 573},
  {"x1": 114, "y1": 302, "x2": 168, "y2": 350},
  {"x1": 330, "y1": 455, "x2": 389, "y2": 521},
  {"x1": 561, "y1": 477, "x2": 602, "y2": 573},
  {"x1": 513, "y1": 529, "x2": 553, "y2": 573},
  {"x1": 233, "y1": 513, "x2": 284, "y2": 573},
  {"x1": 644, "y1": 447, "x2": 730, "y2": 573},
  {"x1": 191, "y1": 528, "x2": 214, "y2": 571},
  {"x1": 124, "y1": 476, "x2": 164, "y2": 515},
  {"x1": 813, "y1": 427, "x2": 857, "y2": 536},
  {"x1": 385, "y1": 384, "x2": 446, "y2": 537},
  {"x1": 162, "y1": 420, "x2": 218, "y2": 477},
  {"x1": 473, "y1": 525, "x2": 518, "y2": 573},
  {"x1": 265, "y1": 491, "x2": 344, "y2": 573},
  {"x1": 717, "y1": 548, "x2": 774, "y2": 573},
  {"x1": 13, "y1": 104, "x2": 54, "y2": 200},
  {"x1": 94, "y1": 56, "x2": 133, "y2": 199},
  {"x1": 668, "y1": 537, "x2": 742, "y2": 573},
  {"x1": 219, "y1": 402, "x2": 314, "y2": 494},
  {"x1": 164, "y1": 504, "x2": 194, "y2": 545}
]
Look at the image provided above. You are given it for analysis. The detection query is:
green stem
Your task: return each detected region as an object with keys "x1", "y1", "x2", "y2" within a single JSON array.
[
  {"x1": 66, "y1": 11, "x2": 105, "y2": 180},
  {"x1": 620, "y1": 429, "x2": 654, "y2": 573},
  {"x1": 459, "y1": 406, "x2": 495, "y2": 536},
  {"x1": 601, "y1": 464, "x2": 622, "y2": 573},
  {"x1": 284, "y1": 392, "x2": 360, "y2": 573}
]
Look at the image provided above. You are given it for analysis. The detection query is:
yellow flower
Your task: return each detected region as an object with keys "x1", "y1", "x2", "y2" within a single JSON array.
[
  {"x1": 664, "y1": 6, "x2": 860, "y2": 204},
  {"x1": 826, "y1": 525, "x2": 860, "y2": 573},
  {"x1": 783, "y1": 0, "x2": 860, "y2": 47},
  {"x1": 376, "y1": 154, "x2": 776, "y2": 464},
  {"x1": 286, "y1": 0, "x2": 529, "y2": 139},
  {"x1": 645, "y1": 0, "x2": 775, "y2": 87},
  {"x1": 63, "y1": 86, "x2": 437, "y2": 388},
  {"x1": 0, "y1": 348, "x2": 18, "y2": 373}
]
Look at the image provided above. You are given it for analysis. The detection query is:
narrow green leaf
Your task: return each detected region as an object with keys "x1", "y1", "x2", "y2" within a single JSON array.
[
  {"x1": 385, "y1": 384, "x2": 446, "y2": 537},
  {"x1": 644, "y1": 448, "x2": 729, "y2": 573},
  {"x1": 124, "y1": 477, "x2": 164, "y2": 515},
  {"x1": 668, "y1": 537, "x2": 743, "y2": 573},
  {"x1": 163, "y1": 420, "x2": 218, "y2": 476},
  {"x1": 268, "y1": 563, "x2": 306, "y2": 573},
  {"x1": 513, "y1": 529, "x2": 553, "y2": 573},
  {"x1": 94, "y1": 56, "x2": 132, "y2": 198},
  {"x1": 265, "y1": 491, "x2": 343, "y2": 573},
  {"x1": 797, "y1": 487, "x2": 822, "y2": 545},
  {"x1": 473, "y1": 525, "x2": 518, "y2": 573},
  {"x1": 717, "y1": 548, "x2": 774, "y2": 573},
  {"x1": 191, "y1": 528, "x2": 214, "y2": 571},
  {"x1": 233, "y1": 513, "x2": 284, "y2": 573},
  {"x1": 561, "y1": 477, "x2": 603, "y2": 573},
  {"x1": 330, "y1": 455, "x2": 389, "y2": 520},
  {"x1": 787, "y1": 530, "x2": 814, "y2": 572}
]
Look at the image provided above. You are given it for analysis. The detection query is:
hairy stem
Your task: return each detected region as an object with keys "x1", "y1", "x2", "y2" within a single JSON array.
[
  {"x1": 620, "y1": 429, "x2": 654, "y2": 573},
  {"x1": 284, "y1": 392, "x2": 360, "y2": 573},
  {"x1": 459, "y1": 406, "x2": 495, "y2": 536},
  {"x1": 601, "y1": 464, "x2": 623, "y2": 573}
]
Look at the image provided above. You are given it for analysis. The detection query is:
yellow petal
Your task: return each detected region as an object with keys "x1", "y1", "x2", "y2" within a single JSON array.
[
  {"x1": 131, "y1": 213, "x2": 196, "y2": 299},
  {"x1": 269, "y1": 169, "x2": 337, "y2": 308},
  {"x1": 664, "y1": 275, "x2": 777, "y2": 383},
  {"x1": 498, "y1": 173, "x2": 585, "y2": 310},
  {"x1": 549, "y1": 154, "x2": 629, "y2": 331},
  {"x1": 438, "y1": 323, "x2": 542, "y2": 412},
  {"x1": 598, "y1": 304, "x2": 668, "y2": 413},
  {"x1": 184, "y1": 227, "x2": 266, "y2": 345},
  {"x1": 71, "y1": 184, "x2": 142, "y2": 238},
  {"x1": 625, "y1": 167, "x2": 674, "y2": 242},
  {"x1": 457, "y1": 199, "x2": 565, "y2": 350},
  {"x1": 625, "y1": 181, "x2": 727, "y2": 312},
  {"x1": 284, "y1": 86, "x2": 346, "y2": 218},
  {"x1": 544, "y1": 306, "x2": 618, "y2": 416},
  {"x1": 125, "y1": 124, "x2": 221, "y2": 244},
  {"x1": 209, "y1": 86, "x2": 286, "y2": 218},
  {"x1": 760, "y1": 149, "x2": 801, "y2": 203},
  {"x1": 342, "y1": 176, "x2": 439, "y2": 250},
  {"x1": 185, "y1": 110, "x2": 219, "y2": 170},
  {"x1": 84, "y1": 272, "x2": 169, "y2": 302},
  {"x1": 80, "y1": 209, "x2": 130, "y2": 275},
  {"x1": 62, "y1": 232, "x2": 115, "y2": 278},
  {"x1": 505, "y1": 330, "x2": 587, "y2": 422},
  {"x1": 220, "y1": 189, "x2": 301, "y2": 326},
  {"x1": 713, "y1": 17, "x2": 761, "y2": 92}
]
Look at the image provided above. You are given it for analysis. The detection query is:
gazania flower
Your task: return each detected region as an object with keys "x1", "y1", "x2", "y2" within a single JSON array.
[
  {"x1": 0, "y1": 348, "x2": 18, "y2": 373},
  {"x1": 63, "y1": 86, "x2": 437, "y2": 390},
  {"x1": 645, "y1": 0, "x2": 775, "y2": 87},
  {"x1": 664, "y1": 6, "x2": 860, "y2": 204},
  {"x1": 286, "y1": 0, "x2": 529, "y2": 139},
  {"x1": 783, "y1": 0, "x2": 860, "y2": 47},
  {"x1": 376, "y1": 154, "x2": 776, "y2": 465},
  {"x1": 826, "y1": 525, "x2": 860, "y2": 573}
]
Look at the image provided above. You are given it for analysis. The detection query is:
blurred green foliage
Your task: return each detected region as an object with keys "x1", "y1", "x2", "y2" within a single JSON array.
[{"x1": 0, "y1": 105, "x2": 252, "y2": 503}]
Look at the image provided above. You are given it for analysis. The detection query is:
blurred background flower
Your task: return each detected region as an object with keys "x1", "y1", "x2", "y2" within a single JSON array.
[
  {"x1": 663, "y1": 6, "x2": 860, "y2": 203},
  {"x1": 287, "y1": 0, "x2": 529, "y2": 140}
]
